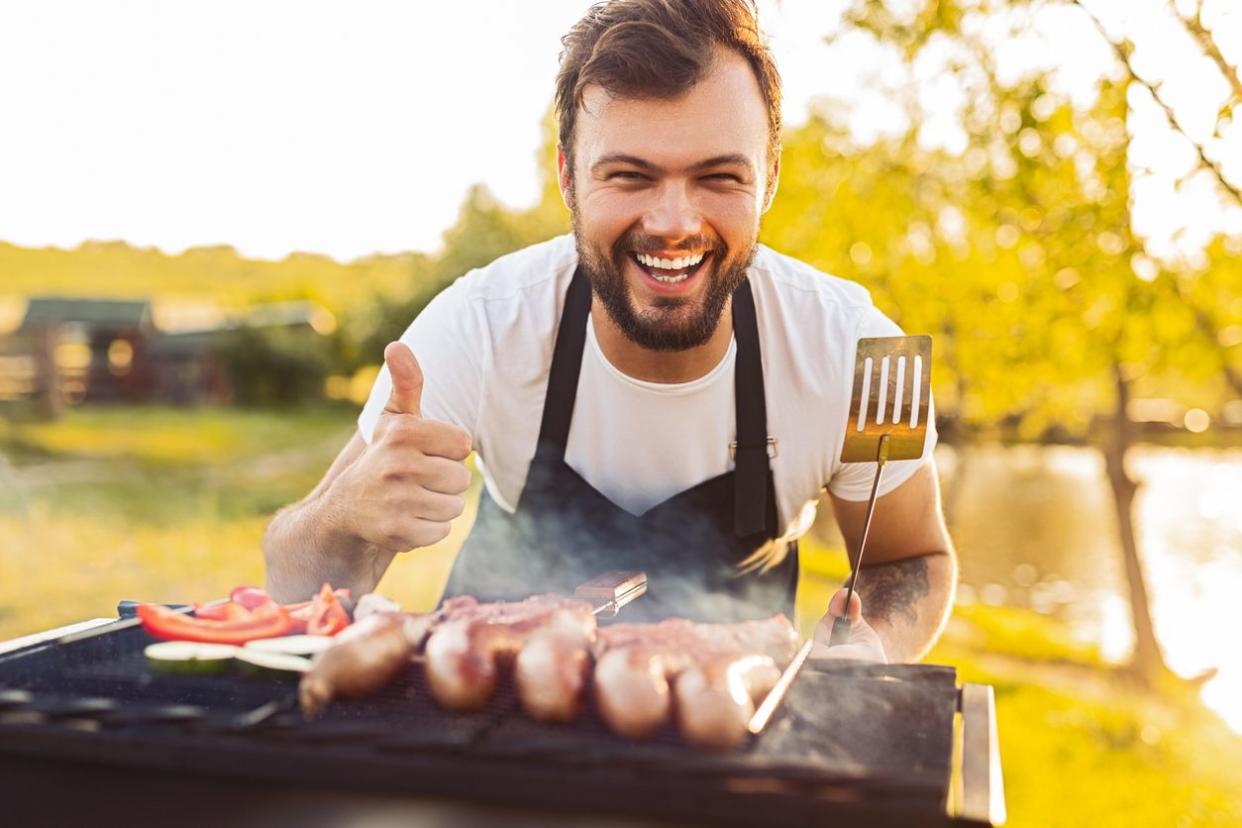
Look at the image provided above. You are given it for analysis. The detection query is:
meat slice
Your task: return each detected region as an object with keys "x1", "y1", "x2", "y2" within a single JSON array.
[
  {"x1": 592, "y1": 614, "x2": 796, "y2": 748},
  {"x1": 423, "y1": 594, "x2": 597, "y2": 712}
]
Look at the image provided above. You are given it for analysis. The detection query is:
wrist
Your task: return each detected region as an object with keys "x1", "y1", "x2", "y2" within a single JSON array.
[{"x1": 314, "y1": 481, "x2": 356, "y2": 552}]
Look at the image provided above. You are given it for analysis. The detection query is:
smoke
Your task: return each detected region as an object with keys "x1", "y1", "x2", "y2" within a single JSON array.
[{"x1": 442, "y1": 482, "x2": 800, "y2": 627}]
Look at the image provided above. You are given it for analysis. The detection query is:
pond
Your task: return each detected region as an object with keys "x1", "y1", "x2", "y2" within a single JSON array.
[{"x1": 932, "y1": 443, "x2": 1242, "y2": 733}]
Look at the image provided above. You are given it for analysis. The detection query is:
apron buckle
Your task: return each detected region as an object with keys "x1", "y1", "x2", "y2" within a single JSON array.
[{"x1": 729, "y1": 436, "x2": 778, "y2": 460}]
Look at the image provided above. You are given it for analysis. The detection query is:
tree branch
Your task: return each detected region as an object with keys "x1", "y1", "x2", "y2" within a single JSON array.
[
  {"x1": 1171, "y1": 0, "x2": 1242, "y2": 105},
  {"x1": 1070, "y1": 0, "x2": 1242, "y2": 206}
]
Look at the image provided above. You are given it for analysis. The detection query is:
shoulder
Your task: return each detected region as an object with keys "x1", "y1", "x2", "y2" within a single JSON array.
[
  {"x1": 450, "y1": 233, "x2": 577, "y2": 305},
  {"x1": 748, "y1": 245, "x2": 881, "y2": 333}
]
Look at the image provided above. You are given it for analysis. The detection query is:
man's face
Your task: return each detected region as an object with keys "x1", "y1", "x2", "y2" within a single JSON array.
[{"x1": 560, "y1": 48, "x2": 777, "y2": 352}]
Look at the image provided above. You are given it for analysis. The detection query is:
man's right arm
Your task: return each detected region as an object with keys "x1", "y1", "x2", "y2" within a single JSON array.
[{"x1": 262, "y1": 343, "x2": 473, "y2": 603}]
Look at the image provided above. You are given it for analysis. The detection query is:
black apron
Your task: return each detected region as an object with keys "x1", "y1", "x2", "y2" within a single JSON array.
[{"x1": 443, "y1": 266, "x2": 798, "y2": 623}]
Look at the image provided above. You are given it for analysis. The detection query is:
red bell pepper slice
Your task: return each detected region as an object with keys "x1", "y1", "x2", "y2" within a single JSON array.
[
  {"x1": 230, "y1": 586, "x2": 277, "y2": 611},
  {"x1": 138, "y1": 602, "x2": 293, "y2": 644},
  {"x1": 306, "y1": 583, "x2": 350, "y2": 636},
  {"x1": 192, "y1": 601, "x2": 251, "y2": 622}
]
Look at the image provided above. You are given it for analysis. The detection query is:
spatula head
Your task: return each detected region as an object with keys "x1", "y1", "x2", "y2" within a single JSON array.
[{"x1": 841, "y1": 335, "x2": 932, "y2": 463}]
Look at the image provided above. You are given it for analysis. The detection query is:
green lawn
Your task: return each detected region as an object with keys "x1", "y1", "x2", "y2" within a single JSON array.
[{"x1": 1, "y1": 405, "x2": 1239, "y2": 826}]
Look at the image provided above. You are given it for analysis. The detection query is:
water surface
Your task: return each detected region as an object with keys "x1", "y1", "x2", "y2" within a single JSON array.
[{"x1": 933, "y1": 444, "x2": 1242, "y2": 732}]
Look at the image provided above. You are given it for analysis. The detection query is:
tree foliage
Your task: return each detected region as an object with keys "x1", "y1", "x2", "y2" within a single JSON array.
[{"x1": 765, "y1": 0, "x2": 1241, "y2": 438}]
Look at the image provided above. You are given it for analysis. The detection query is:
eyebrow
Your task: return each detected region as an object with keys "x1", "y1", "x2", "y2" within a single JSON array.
[{"x1": 590, "y1": 153, "x2": 753, "y2": 174}]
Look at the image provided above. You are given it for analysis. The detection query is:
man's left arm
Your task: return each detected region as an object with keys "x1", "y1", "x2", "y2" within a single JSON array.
[{"x1": 810, "y1": 460, "x2": 957, "y2": 663}]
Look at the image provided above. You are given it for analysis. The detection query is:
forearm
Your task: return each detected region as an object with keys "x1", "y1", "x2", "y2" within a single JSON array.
[
  {"x1": 262, "y1": 491, "x2": 396, "y2": 603},
  {"x1": 855, "y1": 550, "x2": 956, "y2": 662}
]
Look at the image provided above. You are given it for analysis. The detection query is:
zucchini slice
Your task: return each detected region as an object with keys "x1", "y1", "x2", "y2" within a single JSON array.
[
  {"x1": 145, "y1": 642, "x2": 239, "y2": 675},
  {"x1": 244, "y1": 635, "x2": 334, "y2": 657},
  {"x1": 235, "y1": 650, "x2": 312, "y2": 678}
]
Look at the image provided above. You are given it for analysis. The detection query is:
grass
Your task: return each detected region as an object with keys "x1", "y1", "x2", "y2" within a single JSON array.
[{"x1": 1, "y1": 404, "x2": 1241, "y2": 826}]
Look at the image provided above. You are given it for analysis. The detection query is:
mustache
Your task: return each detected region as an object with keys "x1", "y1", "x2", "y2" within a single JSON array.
[{"x1": 612, "y1": 232, "x2": 726, "y2": 259}]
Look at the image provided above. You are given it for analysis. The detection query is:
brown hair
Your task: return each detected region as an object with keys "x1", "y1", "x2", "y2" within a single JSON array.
[{"x1": 555, "y1": 0, "x2": 781, "y2": 183}]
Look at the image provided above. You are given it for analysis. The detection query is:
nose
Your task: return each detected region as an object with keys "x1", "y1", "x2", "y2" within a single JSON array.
[{"x1": 641, "y1": 179, "x2": 702, "y2": 242}]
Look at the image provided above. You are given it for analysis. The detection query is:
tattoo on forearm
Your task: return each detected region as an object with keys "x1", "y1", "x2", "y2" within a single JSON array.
[{"x1": 856, "y1": 557, "x2": 930, "y2": 627}]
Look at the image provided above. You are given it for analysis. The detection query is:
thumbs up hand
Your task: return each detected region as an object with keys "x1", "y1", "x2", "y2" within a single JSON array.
[
  {"x1": 382, "y1": 341, "x2": 425, "y2": 417},
  {"x1": 328, "y1": 342, "x2": 474, "y2": 554}
]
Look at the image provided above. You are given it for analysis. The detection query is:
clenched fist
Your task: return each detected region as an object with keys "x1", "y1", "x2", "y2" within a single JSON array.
[
  {"x1": 810, "y1": 589, "x2": 888, "y2": 663},
  {"x1": 326, "y1": 342, "x2": 473, "y2": 552}
]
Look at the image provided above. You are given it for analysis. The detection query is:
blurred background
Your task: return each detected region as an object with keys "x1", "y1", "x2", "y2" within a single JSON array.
[{"x1": 2, "y1": 1, "x2": 1241, "y2": 824}]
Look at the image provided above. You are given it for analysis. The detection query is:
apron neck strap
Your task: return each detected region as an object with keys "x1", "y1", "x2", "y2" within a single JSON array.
[
  {"x1": 730, "y1": 277, "x2": 770, "y2": 538},
  {"x1": 535, "y1": 265, "x2": 593, "y2": 454}
]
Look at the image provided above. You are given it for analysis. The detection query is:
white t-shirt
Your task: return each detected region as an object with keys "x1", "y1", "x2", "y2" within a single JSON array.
[{"x1": 358, "y1": 233, "x2": 935, "y2": 543}]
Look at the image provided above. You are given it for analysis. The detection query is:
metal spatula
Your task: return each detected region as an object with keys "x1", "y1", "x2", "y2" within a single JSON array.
[
  {"x1": 748, "y1": 335, "x2": 932, "y2": 736},
  {"x1": 830, "y1": 334, "x2": 933, "y2": 644}
]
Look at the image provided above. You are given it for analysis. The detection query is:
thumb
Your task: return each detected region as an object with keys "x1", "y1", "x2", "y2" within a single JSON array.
[
  {"x1": 828, "y1": 588, "x2": 863, "y2": 622},
  {"x1": 382, "y1": 341, "x2": 423, "y2": 417}
]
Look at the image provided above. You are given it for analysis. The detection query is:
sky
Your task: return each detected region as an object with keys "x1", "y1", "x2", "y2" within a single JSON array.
[{"x1": 0, "y1": 0, "x2": 1238, "y2": 263}]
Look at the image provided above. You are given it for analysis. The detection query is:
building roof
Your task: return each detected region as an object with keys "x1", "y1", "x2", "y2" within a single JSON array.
[{"x1": 19, "y1": 297, "x2": 153, "y2": 332}]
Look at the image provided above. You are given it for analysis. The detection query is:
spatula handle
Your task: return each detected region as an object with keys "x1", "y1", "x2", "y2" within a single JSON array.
[
  {"x1": 829, "y1": 614, "x2": 853, "y2": 646},
  {"x1": 832, "y1": 435, "x2": 890, "y2": 648}
]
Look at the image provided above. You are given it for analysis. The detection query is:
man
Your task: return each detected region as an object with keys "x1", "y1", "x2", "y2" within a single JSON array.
[{"x1": 264, "y1": 0, "x2": 956, "y2": 663}]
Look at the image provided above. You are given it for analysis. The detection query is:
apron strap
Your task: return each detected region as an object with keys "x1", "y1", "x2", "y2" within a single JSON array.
[
  {"x1": 534, "y1": 265, "x2": 592, "y2": 456},
  {"x1": 731, "y1": 278, "x2": 771, "y2": 538}
]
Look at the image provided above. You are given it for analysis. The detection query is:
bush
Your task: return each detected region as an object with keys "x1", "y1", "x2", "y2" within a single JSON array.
[{"x1": 214, "y1": 326, "x2": 331, "y2": 407}]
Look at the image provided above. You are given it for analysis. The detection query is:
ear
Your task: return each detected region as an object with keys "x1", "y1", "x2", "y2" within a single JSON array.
[
  {"x1": 763, "y1": 150, "x2": 781, "y2": 214},
  {"x1": 556, "y1": 144, "x2": 575, "y2": 210}
]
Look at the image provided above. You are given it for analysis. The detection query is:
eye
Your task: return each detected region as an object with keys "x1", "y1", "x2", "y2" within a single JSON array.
[
  {"x1": 704, "y1": 173, "x2": 743, "y2": 183},
  {"x1": 609, "y1": 171, "x2": 649, "y2": 181}
]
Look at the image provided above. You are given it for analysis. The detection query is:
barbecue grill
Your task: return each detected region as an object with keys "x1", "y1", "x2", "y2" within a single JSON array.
[{"x1": 0, "y1": 605, "x2": 1005, "y2": 827}]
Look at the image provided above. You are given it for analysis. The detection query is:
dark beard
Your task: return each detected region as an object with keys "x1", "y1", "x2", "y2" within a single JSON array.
[{"x1": 571, "y1": 214, "x2": 756, "y2": 352}]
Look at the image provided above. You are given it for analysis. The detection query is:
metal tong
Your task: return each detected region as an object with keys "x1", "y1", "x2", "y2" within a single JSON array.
[{"x1": 575, "y1": 570, "x2": 648, "y2": 616}]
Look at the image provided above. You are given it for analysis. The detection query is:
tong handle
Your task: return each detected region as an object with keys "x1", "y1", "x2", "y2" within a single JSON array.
[
  {"x1": 576, "y1": 570, "x2": 647, "y2": 615},
  {"x1": 832, "y1": 434, "x2": 889, "y2": 648},
  {"x1": 117, "y1": 600, "x2": 191, "y2": 619}
]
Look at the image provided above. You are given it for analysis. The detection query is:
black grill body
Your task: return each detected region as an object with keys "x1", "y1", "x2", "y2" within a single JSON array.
[{"x1": 0, "y1": 617, "x2": 997, "y2": 827}]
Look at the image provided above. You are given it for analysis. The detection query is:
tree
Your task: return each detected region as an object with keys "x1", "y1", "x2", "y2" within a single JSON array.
[{"x1": 765, "y1": 0, "x2": 1242, "y2": 684}]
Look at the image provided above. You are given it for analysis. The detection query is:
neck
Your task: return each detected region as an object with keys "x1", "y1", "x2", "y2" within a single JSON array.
[{"x1": 591, "y1": 299, "x2": 734, "y2": 383}]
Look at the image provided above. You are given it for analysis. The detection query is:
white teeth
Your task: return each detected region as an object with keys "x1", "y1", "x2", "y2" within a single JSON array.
[
  {"x1": 636, "y1": 251, "x2": 705, "y2": 271},
  {"x1": 651, "y1": 272, "x2": 689, "y2": 284}
]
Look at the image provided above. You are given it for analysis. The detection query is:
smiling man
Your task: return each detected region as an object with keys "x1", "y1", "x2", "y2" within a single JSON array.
[{"x1": 264, "y1": 0, "x2": 956, "y2": 663}]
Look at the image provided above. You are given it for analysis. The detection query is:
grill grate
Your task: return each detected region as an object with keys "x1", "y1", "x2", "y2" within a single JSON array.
[{"x1": 0, "y1": 619, "x2": 963, "y2": 826}]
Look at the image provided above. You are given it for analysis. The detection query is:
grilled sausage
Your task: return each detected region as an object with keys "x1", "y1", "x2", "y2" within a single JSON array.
[
  {"x1": 299, "y1": 613, "x2": 414, "y2": 717},
  {"x1": 424, "y1": 596, "x2": 596, "y2": 712},
  {"x1": 592, "y1": 614, "x2": 796, "y2": 746},
  {"x1": 674, "y1": 653, "x2": 781, "y2": 750},
  {"x1": 593, "y1": 646, "x2": 672, "y2": 739},
  {"x1": 514, "y1": 610, "x2": 592, "y2": 723},
  {"x1": 424, "y1": 617, "x2": 507, "y2": 711}
]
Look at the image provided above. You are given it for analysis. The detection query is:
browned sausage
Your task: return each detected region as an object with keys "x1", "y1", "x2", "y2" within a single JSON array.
[
  {"x1": 673, "y1": 653, "x2": 781, "y2": 750},
  {"x1": 299, "y1": 613, "x2": 414, "y2": 716},
  {"x1": 593, "y1": 645, "x2": 672, "y2": 739},
  {"x1": 514, "y1": 610, "x2": 592, "y2": 723},
  {"x1": 424, "y1": 597, "x2": 596, "y2": 712},
  {"x1": 424, "y1": 617, "x2": 517, "y2": 711}
]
